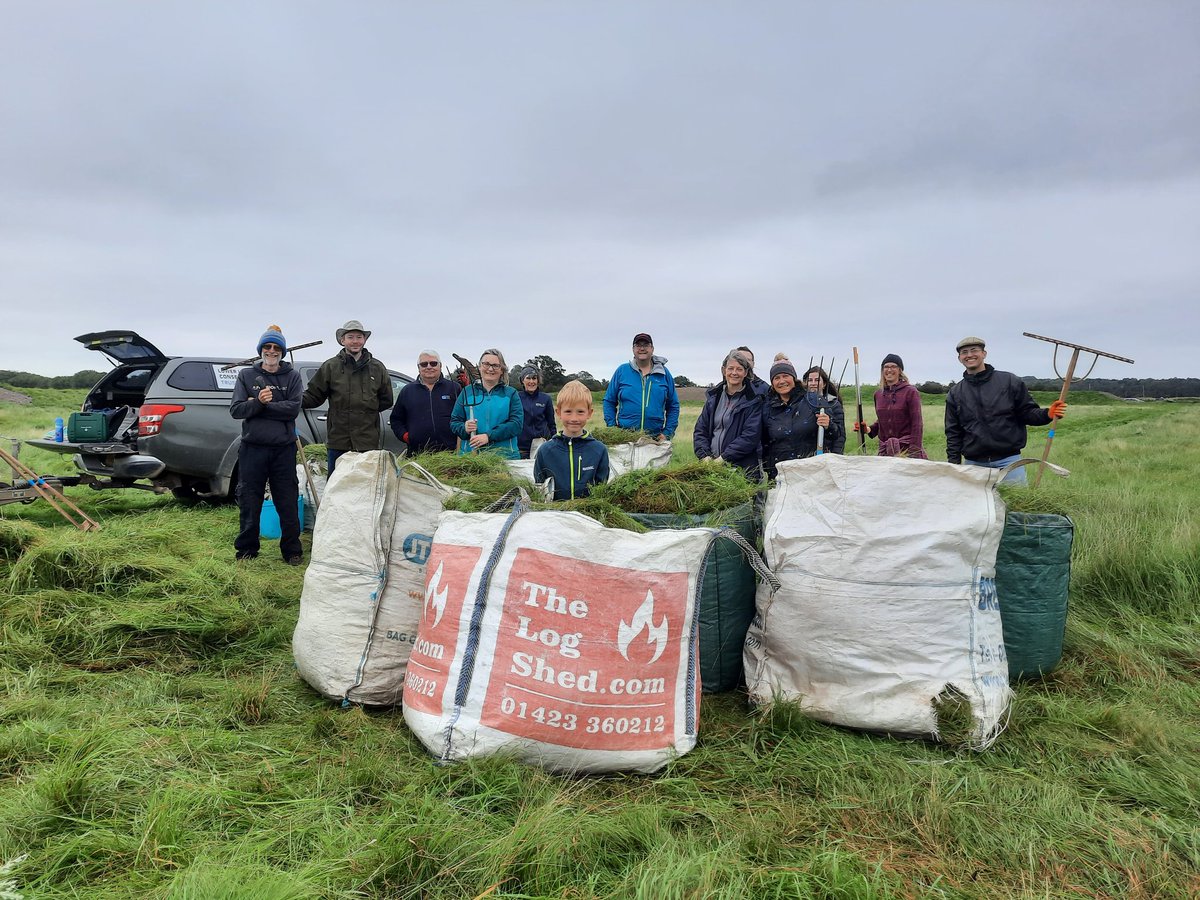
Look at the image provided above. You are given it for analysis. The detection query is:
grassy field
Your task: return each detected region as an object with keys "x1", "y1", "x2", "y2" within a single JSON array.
[{"x1": 0, "y1": 387, "x2": 1197, "y2": 898}]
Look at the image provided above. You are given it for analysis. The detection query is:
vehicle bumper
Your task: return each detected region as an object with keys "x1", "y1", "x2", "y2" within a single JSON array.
[{"x1": 72, "y1": 452, "x2": 167, "y2": 480}]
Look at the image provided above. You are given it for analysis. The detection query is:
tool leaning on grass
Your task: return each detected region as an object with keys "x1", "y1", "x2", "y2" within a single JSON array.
[{"x1": 0, "y1": 441, "x2": 99, "y2": 530}]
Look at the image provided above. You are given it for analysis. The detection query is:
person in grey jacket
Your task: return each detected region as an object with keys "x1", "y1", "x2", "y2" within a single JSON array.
[{"x1": 230, "y1": 325, "x2": 304, "y2": 564}]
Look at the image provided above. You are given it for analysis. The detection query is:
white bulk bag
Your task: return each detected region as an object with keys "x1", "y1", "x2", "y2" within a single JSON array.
[
  {"x1": 745, "y1": 455, "x2": 1063, "y2": 748},
  {"x1": 606, "y1": 436, "x2": 673, "y2": 480},
  {"x1": 293, "y1": 451, "x2": 401, "y2": 704},
  {"x1": 352, "y1": 461, "x2": 462, "y2": 705},
  {"x1": 403, "y1": 506, "x2": 713, "y2": 774},
  {"x1": 504, "y1": 458, "x2": 553, "y2": 500}
]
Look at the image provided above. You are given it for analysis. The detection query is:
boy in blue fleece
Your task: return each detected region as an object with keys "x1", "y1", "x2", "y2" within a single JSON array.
[{"x1": 534, "y1": 380, "x2": 610, "y2": 501}]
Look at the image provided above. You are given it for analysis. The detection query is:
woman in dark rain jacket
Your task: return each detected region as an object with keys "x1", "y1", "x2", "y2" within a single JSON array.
[
  {"x1": 761, "y1": 359, "x2": 845, "y2": 478},
  {"x1": 693, "y1": 348, "x2": 763, "y2": 475}
]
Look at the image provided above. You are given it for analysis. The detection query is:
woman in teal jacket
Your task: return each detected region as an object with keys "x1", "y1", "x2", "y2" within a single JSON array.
[{"x1": 450, "y1": 348, "x2": 523, "y2": 459}]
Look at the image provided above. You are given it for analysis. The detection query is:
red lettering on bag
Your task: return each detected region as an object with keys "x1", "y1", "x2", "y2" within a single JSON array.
[
  {"x1": 403, "y1": 542, "x2": 482, "y2": 713},
  {"x1": 481, "y1": 548, "x2": 689, "y2": 750}
]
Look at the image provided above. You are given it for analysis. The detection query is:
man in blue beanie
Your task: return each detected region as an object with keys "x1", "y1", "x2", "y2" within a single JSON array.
[{"x1": 230, "y1": 325, "x2": 305, "y2": 564}]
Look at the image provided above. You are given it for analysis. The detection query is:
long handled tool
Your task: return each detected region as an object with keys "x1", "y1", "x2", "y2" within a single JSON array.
[
  {"x1": 1023, "y1": 332, "x2": 1135, "y2": 486},
  {"x1": 296, "y1": 435, "x2": 320, "y2": 513},
  {"x1": 0, "y1": 443, "x2": 100, "y2": 530},
  {"x1": 221, "y1": 340, "x2": 323, "y2": 371},
  {"x1": 853, "y1": 346, "x2": 866, "y2": 452}
]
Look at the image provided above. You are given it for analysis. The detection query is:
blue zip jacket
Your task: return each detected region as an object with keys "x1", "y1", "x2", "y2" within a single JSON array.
[
  {"x1": 450, "y1": 381, "x2": 523, "y2": 459},
  {"x1": 533, "y1": 431, "x2": 611, "y2": 501},
  {"x1": 693, "y1": 384, "x2": 763, "y2": 474},
  {"x1": 518, "y1": 389, "x2": 556, "y2": 455},
  {"x1": 602, "y1": 356, "x2": 680, "y2": 437},
  {"x1": 390, "y1": 377, "x2": 460, "y2": 453}
]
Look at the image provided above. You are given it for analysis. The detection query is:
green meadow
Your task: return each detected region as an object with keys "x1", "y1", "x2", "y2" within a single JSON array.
[{"x1": 0, "y1": 387, "x2": 1197, "y2": 898}]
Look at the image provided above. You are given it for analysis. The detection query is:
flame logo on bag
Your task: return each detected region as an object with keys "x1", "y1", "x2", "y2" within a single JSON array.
[
  {"x1": 424, "y1": 560, "x2": 449, "y2": 627},
  {"x1": 617, "y1": 590, "x2": 668, "y2": 663}
]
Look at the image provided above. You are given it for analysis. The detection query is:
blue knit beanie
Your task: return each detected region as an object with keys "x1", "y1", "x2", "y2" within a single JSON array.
[{"x1": 257, "y1": 325, "x2": 287, "y2": 353}]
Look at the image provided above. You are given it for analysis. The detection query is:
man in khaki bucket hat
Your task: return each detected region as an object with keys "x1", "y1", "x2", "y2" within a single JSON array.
[{"x1": 302, "y1": 320, "x2": 393, "y2": 475}]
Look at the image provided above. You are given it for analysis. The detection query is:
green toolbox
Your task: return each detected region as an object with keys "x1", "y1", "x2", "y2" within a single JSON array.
[{"x1": 67, "y1": 411, "x2": 109, "y2": 442}]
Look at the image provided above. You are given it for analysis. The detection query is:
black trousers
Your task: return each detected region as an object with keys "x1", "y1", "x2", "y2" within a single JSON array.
[{"x1": 235, "y1": 441, "x2": 302, "y2": 559}]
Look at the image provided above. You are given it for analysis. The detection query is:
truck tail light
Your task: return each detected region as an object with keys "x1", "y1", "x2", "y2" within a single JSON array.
[{"x1": 138, "y1": 404, "x2": 186, "y2": 436}]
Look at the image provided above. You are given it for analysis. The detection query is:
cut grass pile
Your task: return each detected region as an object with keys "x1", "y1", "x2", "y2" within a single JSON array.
[
  {"x1": 589, "y1": 461, "x2": 762, "y2": 516},
  {"x1": 411, "y1": 450, "x2": 533, "y2": 512},
  {"x1": 587, "y1": 425, "x2": 651, "y2": 447}
]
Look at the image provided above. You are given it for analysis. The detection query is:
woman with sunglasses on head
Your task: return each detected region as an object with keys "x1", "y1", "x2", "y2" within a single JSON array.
[
  {"x1": 693, "y1": 348, "x2": 763, "y2": 476},
  {"x1": 450, "y1": 349, "x2": 523, "y2": 459}
]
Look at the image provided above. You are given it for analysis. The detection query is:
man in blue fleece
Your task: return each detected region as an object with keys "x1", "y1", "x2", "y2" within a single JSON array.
[{"x1": 602, "y1": 332, "x2": 680, "y2": 441}]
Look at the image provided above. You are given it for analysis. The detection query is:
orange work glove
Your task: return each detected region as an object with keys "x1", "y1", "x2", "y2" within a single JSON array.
[
  {"x1": 852, "y1": 421, "x2": 867, "y2": 432},
  {"x1": 1048, "y1": 399, "x2": 1067, "y2": 419}
]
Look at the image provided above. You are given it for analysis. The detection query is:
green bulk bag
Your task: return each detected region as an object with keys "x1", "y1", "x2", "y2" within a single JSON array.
[
  {"x1": 995, "y1": 512, "x2": 1074, "y2": 680},
  {"x1": 630, "y1": 501, "x2": 759, "y2": 693}
]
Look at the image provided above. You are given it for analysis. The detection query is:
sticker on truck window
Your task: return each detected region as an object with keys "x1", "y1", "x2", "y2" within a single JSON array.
[{"x1": 214, "y1": 365, "x2": 248, "y2": 390}]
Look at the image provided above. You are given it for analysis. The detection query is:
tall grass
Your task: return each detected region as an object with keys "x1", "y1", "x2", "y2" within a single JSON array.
[{"x1": 0, "y1": 388, "x2": 1197, "y2": 898}]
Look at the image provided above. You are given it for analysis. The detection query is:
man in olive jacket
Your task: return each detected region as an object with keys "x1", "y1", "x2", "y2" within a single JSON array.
[{"x1": 302, "y1": 319, "x2": 393, "y2": 474}]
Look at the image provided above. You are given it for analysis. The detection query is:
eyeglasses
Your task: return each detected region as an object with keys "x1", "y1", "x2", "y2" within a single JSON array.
[
  {"x1": 418, "y1": 361, "x2": 440, "y2": 368},
  {"x1": 479, "y1": 362, "x2": 501, "y2": 370}
]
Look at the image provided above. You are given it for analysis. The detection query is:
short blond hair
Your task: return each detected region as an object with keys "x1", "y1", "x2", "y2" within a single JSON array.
[{"x1": 555, "y1": 380, "x2": 593, "y2": 411}]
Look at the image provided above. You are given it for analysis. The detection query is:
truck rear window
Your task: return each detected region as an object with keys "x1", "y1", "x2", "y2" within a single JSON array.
[{"x1": 165, "y1": 361, "x2": 247, "y2": 391}]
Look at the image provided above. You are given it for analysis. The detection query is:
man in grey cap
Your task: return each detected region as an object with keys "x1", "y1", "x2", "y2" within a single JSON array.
[
  {"x1": 302, "y1": 319, "x2": 393, "y2": 474},
  {"x1": 945, "y1": 336, "x2": 1066, "y2": 485}
]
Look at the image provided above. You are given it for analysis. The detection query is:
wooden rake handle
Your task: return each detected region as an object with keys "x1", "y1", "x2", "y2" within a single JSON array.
[{"x1": 0, "y1": 445, "x2": 100, "y2": 530}]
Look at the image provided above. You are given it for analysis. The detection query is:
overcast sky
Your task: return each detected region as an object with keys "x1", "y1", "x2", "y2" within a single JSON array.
[{"x1": 1, "y1": 2, "x2": 1195, "y2": 386}]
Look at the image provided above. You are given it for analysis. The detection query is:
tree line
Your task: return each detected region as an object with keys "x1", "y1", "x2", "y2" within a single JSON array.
[{"x1": 0, "y1": 370, "x2": 106, "y2": 389}]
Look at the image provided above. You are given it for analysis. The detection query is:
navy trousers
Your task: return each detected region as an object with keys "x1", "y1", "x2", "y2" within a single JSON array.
[{"x1": 235, "y1": 441, "x2": 302, "y2": 560}]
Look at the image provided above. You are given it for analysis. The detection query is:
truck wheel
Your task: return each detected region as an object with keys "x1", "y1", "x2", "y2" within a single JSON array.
[{"x1": 171, "y1": 484, "x2": 203, "y2": 505}]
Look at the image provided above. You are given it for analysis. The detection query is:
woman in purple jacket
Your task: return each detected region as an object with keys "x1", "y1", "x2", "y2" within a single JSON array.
[{"x1": 856, "y1": 353, "x2": 928, "y2": 458}]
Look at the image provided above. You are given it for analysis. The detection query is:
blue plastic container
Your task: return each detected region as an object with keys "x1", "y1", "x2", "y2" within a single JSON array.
[{"x1": 260, "y1": 497, "x2": 305, "y2": 539}]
